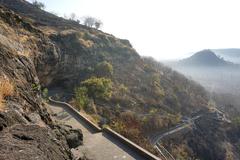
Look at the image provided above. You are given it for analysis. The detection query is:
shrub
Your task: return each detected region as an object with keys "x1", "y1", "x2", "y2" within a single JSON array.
[
  {"x1": 81, "y1": 77, "x2": 112, "y2": 100},
  {"x1": 74, "y1": 86, "x2": 89, "y2": 110},
  {"x1": 232, "y1": 116, "x2": 240, "y2": 127},
  {"x1": 151, "y1": 73, "x2": 165, "y2": 97},
  {"x1": 119, "y1": 84, "x2": 128, "y2": 96},
  {"x1": 85, "y1": 99, "x2": 97, "y2": 114},
  {"x1": 32, "y1": 83, "x2": 41, "y2": 92},
  {"x1": 94, "y1": 61, "x2": 113, "y2": 78},
  {"x1": 42, "y1": 88, "x2": 48, "y2": 98}
]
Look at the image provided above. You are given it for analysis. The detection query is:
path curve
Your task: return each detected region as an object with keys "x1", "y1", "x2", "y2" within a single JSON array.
[{"x1": 47, "y1": 101, "x2": 153, "y2": 160}]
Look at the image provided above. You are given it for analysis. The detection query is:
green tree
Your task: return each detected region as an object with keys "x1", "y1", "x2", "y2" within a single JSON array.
[
  {"x1": 95, "y1": 61, "x2": 113, "y2": 78},
  {"x1": 74, "y1": 87, "x2": 89, "y2": 110},
  {"x1": 81, "y1": 77, "x2": 112, "y2": 100}
]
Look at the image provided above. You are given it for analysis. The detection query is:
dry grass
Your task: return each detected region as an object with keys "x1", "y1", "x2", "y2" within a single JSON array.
[
  {"x1": 0, "y1": 79, "x2": 14, "y2": 97},
  {"x1": 0, "y1": 78, "x2": 14, "y2": 111},
  {"x1": 79, "y1": 38, "x2": 94, "y2": 48},
  {"x1": 0, "y1": 94, "x2": 4, "y2": 111},
  {"x1": 0, "y1": 20, "x2": 34, "y2": 57}
]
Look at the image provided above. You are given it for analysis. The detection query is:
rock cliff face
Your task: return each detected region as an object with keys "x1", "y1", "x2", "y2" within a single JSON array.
[{"x1": 0, "y1": 5, "x2": 79, "y2": 160}]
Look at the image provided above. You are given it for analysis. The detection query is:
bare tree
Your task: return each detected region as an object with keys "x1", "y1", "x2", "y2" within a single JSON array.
[
  {"x1": 84, "y1": 17, "x2": 95, "y2": 28},
  {"x1": 70, "y1": 13, "x2": 76, "y2": 21},
  {"x1": 63, "y1": 14, "x2": 68, "y2": 19},
  {"x1": 83, "y1": 16, "x2": 103, "y2": 29},
  {"x1": 95, "y1": 20, "x2": 103, "y2": 29}
]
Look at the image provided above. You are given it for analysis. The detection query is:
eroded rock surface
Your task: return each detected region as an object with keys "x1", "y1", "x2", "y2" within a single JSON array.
[
  {"x1": 0, "y1": 124, "x2": 72, "y2": 160},
  {"x1": 0, "y1": 4, "x2": 79, "y2": 160}
]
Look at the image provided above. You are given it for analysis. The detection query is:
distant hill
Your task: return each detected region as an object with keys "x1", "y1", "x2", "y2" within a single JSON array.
[
  {"x1": 178, "y1": 49, "x2": 234, "y2": 67},
  {"x1": 164, "y1": 49, "x2": 240, "y2": 94}
]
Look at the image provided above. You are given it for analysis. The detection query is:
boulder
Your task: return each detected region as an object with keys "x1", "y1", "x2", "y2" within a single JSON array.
[
  {"x1": 66, "y1": 129, "x2": 83, "y2": 148},
  {"x1": 55, "y1": 124, "x2": 83, "y2": 148}
]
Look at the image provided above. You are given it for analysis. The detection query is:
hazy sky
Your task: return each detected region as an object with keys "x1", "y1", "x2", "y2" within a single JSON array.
[{"x1": 27, "y1": 0, "x2": 240, "y2": 60}]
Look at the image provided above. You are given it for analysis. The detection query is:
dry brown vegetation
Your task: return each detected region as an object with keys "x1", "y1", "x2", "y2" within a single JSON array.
[
  {"x1": 0, "y1": 17, "x2": 38, "y2": 57},
  {"x1": 0, "y1": 94, "x2": 3, "y2": 111},
  {"x1": 0, "y1": 78, "x2": 14, "y2": 110},
  {"x1": 79, "y1": 38, "x2": 94, "y2": 48}
]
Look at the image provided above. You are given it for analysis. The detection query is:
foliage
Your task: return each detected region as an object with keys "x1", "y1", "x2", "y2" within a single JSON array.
[
  {"x1": 74, "y1": 86, "x2": 89, "y2": 110},
  {"x1": 171, "y1": 144, "x2": 192, "y2": 160},
  {"x1": 118, "y1": 84, "x2": 128, "y2": 96},
  {"x1": 142, "y1": 114, "x2": 181, "y2": 132},
  {"x1": 85, "y1": 99, "x2": 97, "y2": 114},
  {"x1": 32, "y1": 83, "x2": 41, "y2": 92},
  {"x1": 232, "y1": 117, "x2": 240, "y2": 126},
  {"x1": 42, "y1": 88, "x2": 48, "y2": 98},
  {"x1": 32, "y1": 0, "x2": 45, "y2": 9},
  {"x1": 81, "y1": 77, "x2": 112, "y2": 100},
  {"x1": 94, "y1": 61, "x2": 113, "y2": 77},
  {"x1": 110, "y1": 111, "x2": 160, "y2": 156},
  {"x1": 150, "y1": 73, "x2": 165, "y2": 97}
]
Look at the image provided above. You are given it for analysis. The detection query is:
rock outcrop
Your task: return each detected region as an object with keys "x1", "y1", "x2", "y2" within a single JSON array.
[{"x1": 0, "y1": 4, "x2": 82, "y2": 160}]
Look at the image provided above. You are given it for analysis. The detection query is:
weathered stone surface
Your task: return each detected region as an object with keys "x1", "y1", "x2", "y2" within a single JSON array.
[
  {"x1": 54, "y1": 124, "x2": 83, "y2": 148},
  {"x1": 66, "y1": 129, "x2": 83, "y2": 148},
  {"x1": 0, "y1": 124, "x2": 72, "y2": 160},
  {"x1": 0, "y1": 5, "x2": 75, "y2": 160}
]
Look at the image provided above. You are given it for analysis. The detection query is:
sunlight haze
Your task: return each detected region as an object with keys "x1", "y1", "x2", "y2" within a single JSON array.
[{"x1": 28, "y1": 0, "x2": 240, "y2": 60}]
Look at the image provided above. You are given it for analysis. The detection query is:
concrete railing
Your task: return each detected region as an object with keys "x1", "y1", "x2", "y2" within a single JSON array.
[
  {"x1": 48, "y1": 97, "x2": 102, "y2": 132},
  {"x1": 103, "y1": 127, "x2": 161, "y2": 160},
  {"x1": 49, "y1": 97, "x2": 161, "y2": 160}
]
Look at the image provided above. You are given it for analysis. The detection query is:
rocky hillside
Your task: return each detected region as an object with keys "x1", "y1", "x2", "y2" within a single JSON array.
[
  {"x1": 0, "y1": 4, "x2": 83, "y2": 160},
  {"x1": 0, "y1": 0, "x2": 239, "y2": 159}
]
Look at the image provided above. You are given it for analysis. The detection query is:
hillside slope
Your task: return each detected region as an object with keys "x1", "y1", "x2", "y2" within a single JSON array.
[{"x1": 0, "y1": 0, "x2": 239, "y2": 159}]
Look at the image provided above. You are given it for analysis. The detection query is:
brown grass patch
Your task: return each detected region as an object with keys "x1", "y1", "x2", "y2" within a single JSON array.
[
  {"x1": 0, "y1": 78, "x2": 14, "y2": 111},
  {"x1": 0, "y1": 94, "x2": 4, "y2": 111},
  {"x1": 79, "y1": 38, "x2": 94, "y2": 48},
  {"x1": 0, "y1": 79, "x2": 14, "y2": 97}
]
